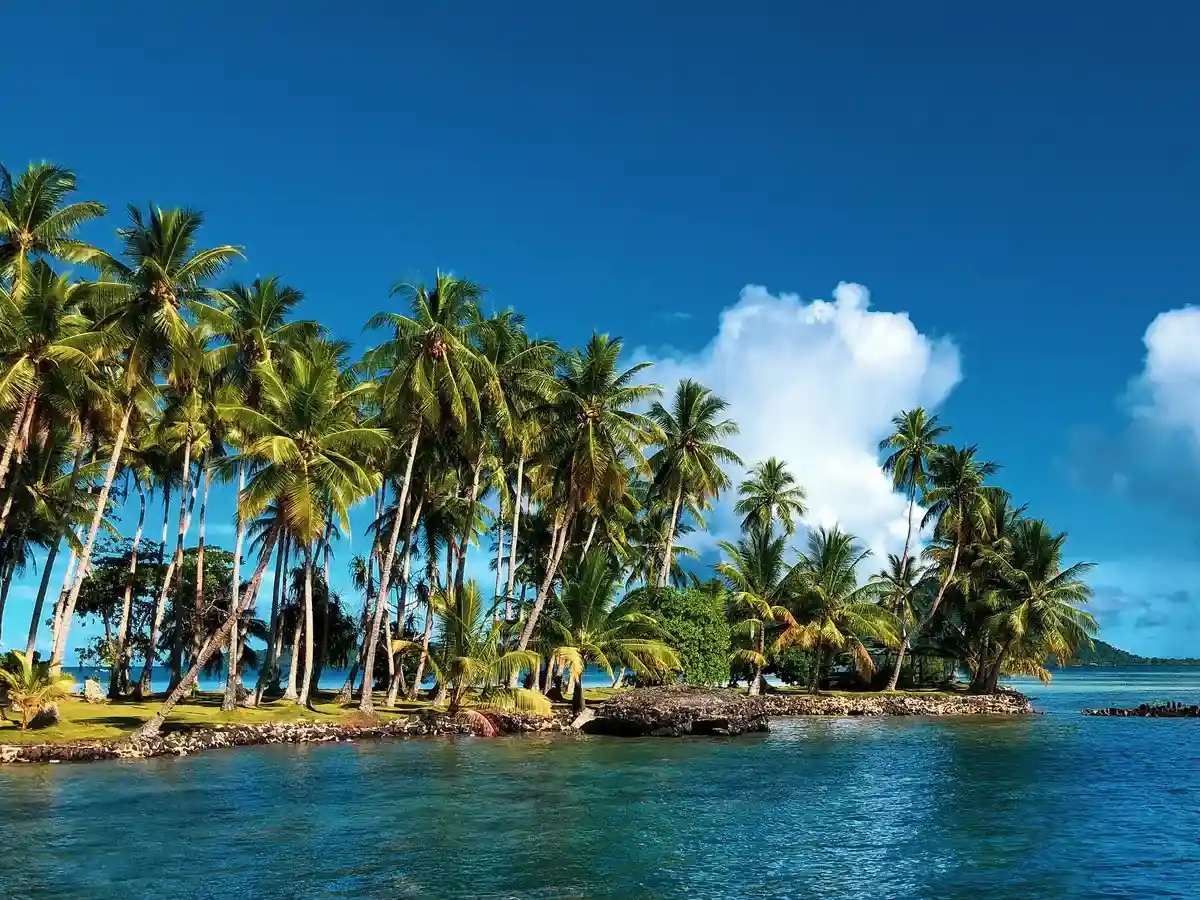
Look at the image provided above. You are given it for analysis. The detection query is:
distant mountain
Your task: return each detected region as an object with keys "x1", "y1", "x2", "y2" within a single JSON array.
[{"x1": 1050, "y1": 639, "x2": 1200, "y2": 667}]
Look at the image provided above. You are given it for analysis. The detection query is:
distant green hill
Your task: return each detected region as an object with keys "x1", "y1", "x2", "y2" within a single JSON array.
[{"x1": 1050, "y1": 639, "x2": 1200, "y2": 667}]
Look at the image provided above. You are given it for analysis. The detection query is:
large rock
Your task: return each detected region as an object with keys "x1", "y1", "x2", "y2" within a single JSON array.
[{"x1": 582, "y1": 686, "x2": 771, "y2": 737}]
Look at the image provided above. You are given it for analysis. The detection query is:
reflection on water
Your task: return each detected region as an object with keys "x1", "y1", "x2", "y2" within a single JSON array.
[{"x1": 2, "y1": 668, "x2": 1199, "y2": 899}]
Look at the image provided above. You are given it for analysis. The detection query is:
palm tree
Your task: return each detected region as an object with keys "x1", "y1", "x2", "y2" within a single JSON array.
[
  {"x1": 888, "y1": 445, "x2": 998, "y2": 688},
  {"x1": 55, "y1": 205, "x2": 242, "y2": 676},
  {"x1": 356, "y1": 273, "x2": 493, "y2": 713},
  {"x1": 0, "y1": 162, "x2": 105, "y2": 298},
  {"x1": 395, "y1": 580, "x2": 547, "y2": 725},
  {"x1": 545, "y1": 549, "x2": 680, "y2": 713},
  {"x1": 971, "y1": 519, "x2": 1097, "y2": 692},
  {"x1": 513, "y1": 333, "x2": 660, "y2": 664},
  {"x1": 0, "y1": 262, "x2": 118, "y2": 505},
  {"x1": 716, "y1": 527, "x2": 799, "y2": 695},
  {"x1": 879, "y1": 408, "x2": 950, "y2": 564},
  {"x1": 648, "y1": 379, "x2": 740, "y2": 585},
  {"x1": 874, "y1": 552, "x2": 932, "y2": 688},
  {"x1": 232, "y1": 347, "x2": 386, "y2": 706},
  {"x1": 734, "y1": 457, "x2": 807, "y2": 537},
  {"x1": 781, "y1": 526, "x2": 899, "y2": 691},
  {"x1": 0, "y1": 650, "x2": 75, "y2": 731}
]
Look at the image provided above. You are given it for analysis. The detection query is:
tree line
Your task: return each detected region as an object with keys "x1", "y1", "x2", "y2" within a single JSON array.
[{"x1": 0, "y1": 161, "x2": 1098, "y2": 735}]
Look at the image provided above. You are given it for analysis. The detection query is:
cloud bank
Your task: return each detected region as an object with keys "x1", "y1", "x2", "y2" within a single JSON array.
[{"x1": 640, "y1": 282, "x2": 961, "y2": 558}]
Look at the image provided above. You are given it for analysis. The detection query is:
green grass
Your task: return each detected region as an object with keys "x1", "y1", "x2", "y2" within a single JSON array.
[{"x1": 0, "y1": 691, "x2": 430, "y2": 745}]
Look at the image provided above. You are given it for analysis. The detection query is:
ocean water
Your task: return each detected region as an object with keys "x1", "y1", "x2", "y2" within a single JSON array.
[{"x1": 2, "y1": 668, "x2": 1199, "y2": 899}]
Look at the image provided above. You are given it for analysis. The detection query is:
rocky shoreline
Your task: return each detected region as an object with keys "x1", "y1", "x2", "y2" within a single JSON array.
[
  {"x1": 0, "y1": 688, "x2": 1035, "y2": 764},
  {"x1": 580, "y1": 686, "x2": 1034, "y2": 737},
  {"x1": 0, "y1": 710, "x2": 571, "y2": 765},
  {"x1": 1083, "y1": 702, "x2": 1200, "y2": 718}
]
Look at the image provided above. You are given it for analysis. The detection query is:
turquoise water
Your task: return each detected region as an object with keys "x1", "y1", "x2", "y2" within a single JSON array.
[{"x1": 3, "y1": 669, "x2": 1199, "y2": 899}]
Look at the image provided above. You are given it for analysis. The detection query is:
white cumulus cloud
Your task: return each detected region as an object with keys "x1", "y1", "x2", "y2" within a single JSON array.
[
  {"x1": 638, "y1": 283, "x2": 961, "y2": 558},
  {"x1": 1129, "y1": 305, "x2": 1200, "y2": 452}
]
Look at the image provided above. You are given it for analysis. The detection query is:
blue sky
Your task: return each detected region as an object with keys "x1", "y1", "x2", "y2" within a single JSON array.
[{"x1": 3, "y1": 1, "x2": 1200, "y2": 656}]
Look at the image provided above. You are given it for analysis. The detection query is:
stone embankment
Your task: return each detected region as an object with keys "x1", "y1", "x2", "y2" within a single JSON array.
[
  {"x1": 581, "y1": 685, "x2": 1033, "y2": 737},
  {"x1": 0, "y1": 710, "x2": 569, "y2": 764},
  {"x1": 1083, "y1": 702, "x2": 1200, "y2": 718}
]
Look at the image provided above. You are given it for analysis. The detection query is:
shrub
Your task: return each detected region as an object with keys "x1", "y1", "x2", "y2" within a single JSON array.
[
  {"x1": 0, "y1": 651, "x2": 76, "y2": 731},
  {"x1": 635, "y1": 586, "x2": 731, "y2": 687}
]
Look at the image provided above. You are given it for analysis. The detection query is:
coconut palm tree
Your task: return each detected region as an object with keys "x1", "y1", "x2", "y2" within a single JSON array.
[
  {"x1": 231, "y1": 346, "x2": 386, "y2": 706},
  {"x1": 971, "y1": 519, "x2": 1097, "y2": 692},
  {"x1": 716, "y1": 526, "x2": 799, "y2": 695},
  {"x1": 879, "y1": 408, "x2": 950, "y2": 565},
  {"x1": 781, "y1": 526, "x2": 899, "y2": 691},
  {"x1": 55, "y1": 205, "x2": 241, "y2": 675},
  {"x1": 0, "y1": 162, "x2": 105, "y2": 298},
  {"x1": 545, "y1": 549, "x2": 680, "y2": 713},
  {"x1": 356, "y1": 273, "x2": 494, "y2": 713},
  {"x1": 647, "y1": 379, "x2": 740, "y2": 585},
  {"x1": 396, "y1": 580, "x2": 548, "y2": 727},
  {"x1": 513, "y1": 333, "x2": 661, "y2": 664},
  {"x1": 0, "y1": 650, "x2": 75, "y2": 731},
  {"x1": 734, "y1": 457, "x2": 807, "y2": 537}
]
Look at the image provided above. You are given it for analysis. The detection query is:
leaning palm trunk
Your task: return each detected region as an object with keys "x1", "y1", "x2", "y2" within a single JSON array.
[
  {"x1": 889, "y1": 531, "x2": 963, "y2": 691},
  {"x1": 360, "y1": 429, "x2": 420, "y2": 714},
  {"x1": 385, "y1": 496, "x2": 422, "y2": 707},
  {"x1": 453, "y1": 454, "x2": 485, "y2": 595},
  {"x1": 138, "y1": 455, "x2": 198, "y2": 697},
  {"x1": 253, "y1": 538, "x2": 288, "y2": 705},
  {"x1": 297, "y1": 543, "x2": 316, "y2": 707},
  {"x1": 26, "y1": 443, "x2": 85, "y2": 658},
  {"x1": 130, "y1": 530, "x2": 277, "y2": 740},
  {"x1": 312, "y1": 530, "x2": 333, "y2": 696},
  {"x1": 53, "y1": 405, "x2": 134, "y2": 676},
  {"x1": 283, "y1": 616, "x2": 303, "y2": 701},
  {"x1": 504, "y1": 454, "x2": 525, "y2": 619},
  {"x1": 0, "y1": 392, "x2": 33, "y2": 493},
  {"x1": 221, "y1": 465, "x2": 248, "y2": 712},
  {"x1": 493, "y1": 517, "x2": 505, "y2": 608},
  {"x1": 108, "y1": 478, "x2": 147, "y2": 698},
  {"x1": 189, "y1": 457, "x2": 212, "y2": 669},
  {"x1": 0, "y1": 393, "x2": 38, "y2": 538},
  {"x1": 407, "y1": 593, "x2": 436, "y2": 701},
  {"x1": 510, "y1": 510, "x2": 572, "y2": 686},
  {"x1": 657, "y1": 485, "x2": 683, "y2": 587},
  {"x1": 167, "y1": 433, "x2": 195, "y2": 689},
  {"x1": 884, "y1": 490, "x2": 920, "y2": 692}
]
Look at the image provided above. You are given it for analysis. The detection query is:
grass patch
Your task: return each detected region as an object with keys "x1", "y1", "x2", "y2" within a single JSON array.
[{"x1": 0, "y1": 690, "x2": 430, "y2": 745}]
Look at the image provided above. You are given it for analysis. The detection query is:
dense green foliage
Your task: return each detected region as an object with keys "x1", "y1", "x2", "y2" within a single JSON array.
[
  {"x1": 636, "y1": 584, "x2": 732, "y2": 687},
  {"x1": 0, "y1": 158, "x2": 1103, "y2": 737}
]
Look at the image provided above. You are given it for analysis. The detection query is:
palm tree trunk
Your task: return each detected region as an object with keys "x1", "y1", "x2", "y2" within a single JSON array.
[
  {"x1": 252, "y1": 536, "x2": 287, "y2": 705},
  {"x1": 167, "y1": 433, "x2": 195, "y2": 689},
  {"x1": 408, "y1": 591, "x2": 436, "y2": 701},
  {"x1": 0, "y1": 391, "x2": 33, "y2": 492},
  {"x1": 453, "y1": 453, "x2": 485, "y2": 595},
  {"x1": 494, "y1": 517, "x2": 505, "y2": 607},
  {"x1": 222, "y1": 464, "x2": 247, "y2": 712},
  {"x1": 25, "y1": 442, "x2": 85, "y2": 658},
  {"x1": 573, "y1": 676, "x2": 587, "y2": 715},
  {"x1": 49, "y1": 534, "x2": 79, "y2": 667},
  {"x1": 312, "y1": 528, "x2": 332, "y2": 697},
  {"x1": 504, "y1": 454, "x2": 525, "y2": 619},
  {"x1": 108, "y1": 478, "x2": 147, "y2": 698},
  {"x1": 0, "y1": 560, "x2": 14, "y2": 637},
  {"x1": 657, "y1": 485, "x2": 683, "y2": 587},
  {"x1": 385, "y1": 495, "x2": 422, "y2": 707},
  {"x1": 611, "y1": 666, "x2": 625, "y2": 688},
  {"x1": 360, "y1": 429, "x2": 420, "y2": 713},
  {"x1": 283, "y1": 614, "x2": 302, "y2": 701},
  {"x1": 52, "y1": 404, "x2": 134, "y2": 676},
  {"x1": 134, "y1": 486, "x2": 173, "y2": 698},
  {"x1": 297, "y1": 543, "x2": 316, "y2": 707},
  {"x1": 190, "y1": 454, "x2": 212, "y2": 637},
  {"x1": 582, "y1": 518, "x2": 598, "y2": 555},
  {"x1": 0, "y1": 393, "x2": 38, "y2": 540},
  {"x1": 131, "y1": 530, "x2": 278, "y2": 740},
  {"x1": 510, "y1": 509, "x2": 572, "y2": 686}
]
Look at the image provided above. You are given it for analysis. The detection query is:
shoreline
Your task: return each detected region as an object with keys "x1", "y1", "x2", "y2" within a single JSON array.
[{"x1": 0, "y1": 689, "x2": 1034, "y2": 765}]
